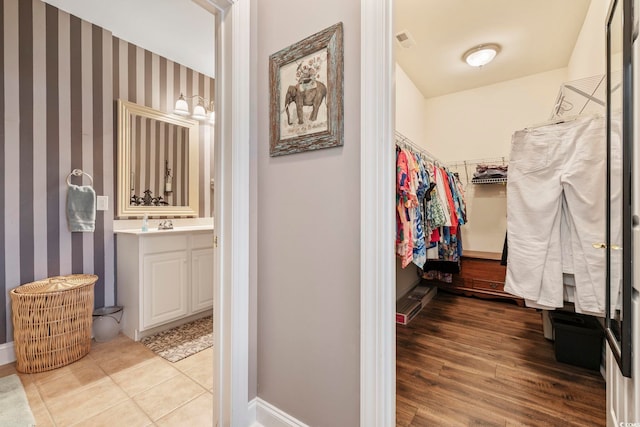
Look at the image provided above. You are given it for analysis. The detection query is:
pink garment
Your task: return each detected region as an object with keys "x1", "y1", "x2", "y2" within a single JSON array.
[{"x1": 396, "y1": 149, "x2": 413, "y2": 267}]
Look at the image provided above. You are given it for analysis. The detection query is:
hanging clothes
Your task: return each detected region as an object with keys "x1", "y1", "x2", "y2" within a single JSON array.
[{"x1": 395, "y1": 140, "x2": 467, "y2": 273}]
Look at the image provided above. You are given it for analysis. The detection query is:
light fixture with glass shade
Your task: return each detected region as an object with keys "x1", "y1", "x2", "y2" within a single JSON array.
[
  {"x1": 462, "y1": 43, "x2": 501, "y2": 68},
  {"x1": 174, "y1": 93, "x2": 215, "y2": 124}
]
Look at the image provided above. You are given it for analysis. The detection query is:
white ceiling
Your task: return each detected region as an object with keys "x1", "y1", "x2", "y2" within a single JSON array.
[
  {"x1": 396, "y1": 0, "x2": 592, "y2": 98},
  {"x1": 44, "y1": 0, "x2": 215, "y2": 77}
]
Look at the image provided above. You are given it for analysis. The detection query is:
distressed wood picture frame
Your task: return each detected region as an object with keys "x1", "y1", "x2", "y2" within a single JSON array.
[{"x1": 269, "y1": 22, "x2": 344, "y2": 156}]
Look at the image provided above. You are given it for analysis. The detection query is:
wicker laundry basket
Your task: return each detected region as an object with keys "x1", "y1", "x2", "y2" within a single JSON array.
[{"x1": 10, "y1": 274, "x2": 97, "y2": 373}]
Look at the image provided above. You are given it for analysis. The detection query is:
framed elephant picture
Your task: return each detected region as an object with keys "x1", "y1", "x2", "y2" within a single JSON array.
[{"x1": 269, "y1": 22, "x2": 344, "y2": 156}]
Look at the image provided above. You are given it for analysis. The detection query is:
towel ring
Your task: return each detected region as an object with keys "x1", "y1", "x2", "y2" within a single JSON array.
[{"x1": 66, "y1": 169, "x2": 94, "y2": 186}]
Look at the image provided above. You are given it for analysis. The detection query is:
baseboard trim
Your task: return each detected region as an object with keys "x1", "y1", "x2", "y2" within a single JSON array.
[
  {"x1": 253, "y1": 398, "x2": 309, "y2": 427},
  {"x1": 0, "y1": 341, "x2": 16, "y2": 366},
  {"x1": 248, "y1": 398, "x2": 259, "y2": 426}
]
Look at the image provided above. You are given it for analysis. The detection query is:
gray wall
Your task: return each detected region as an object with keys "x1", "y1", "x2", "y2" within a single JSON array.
[{"x1": 255, "y1": 1, "x2": 361, "y2": 425}]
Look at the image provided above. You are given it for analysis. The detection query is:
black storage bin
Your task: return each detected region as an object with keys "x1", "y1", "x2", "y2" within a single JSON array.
[{"x1": 549, "y1": 311, "x2": 603, "y2": 370}]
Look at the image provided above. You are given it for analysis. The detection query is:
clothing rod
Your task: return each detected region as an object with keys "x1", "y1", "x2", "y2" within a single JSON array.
[{"x1": 394, "y1": 130, "x2": 442, "y2": 164}]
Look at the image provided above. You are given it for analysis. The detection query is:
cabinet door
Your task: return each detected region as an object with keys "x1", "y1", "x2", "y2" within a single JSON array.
[
  {"x1": 191, "y1": 247, "x2": 214, "y2": 313},
  {"x1": 142, "y1": 251, "x2": 189, "y2": 329}
]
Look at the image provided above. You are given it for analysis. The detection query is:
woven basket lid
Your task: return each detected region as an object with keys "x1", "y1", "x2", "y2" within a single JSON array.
[{"x1": 12, "y1": 274, "x2": 98, "y2": 294}]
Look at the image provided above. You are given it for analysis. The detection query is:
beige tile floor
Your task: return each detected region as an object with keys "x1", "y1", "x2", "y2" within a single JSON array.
[{"x1": 0, "y1": 334, "x2": 214, "y2": 426}]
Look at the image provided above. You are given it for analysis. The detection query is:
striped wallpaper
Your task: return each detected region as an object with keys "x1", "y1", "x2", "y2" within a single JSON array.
[
  {"x1": 112, "y1": 36, "x2": 215, "y2": 219},
  {"x1": 1, "y1": 0, "x2": 215, "y2": 345},
  {"x1": 130, "y1": 116, "x2": 189, "y2": 208}
]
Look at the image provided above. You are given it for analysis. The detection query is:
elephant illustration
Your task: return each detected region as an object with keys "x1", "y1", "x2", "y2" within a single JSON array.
[{"x1": 284, "y1": 80, "x2": 327, "y2": 125}]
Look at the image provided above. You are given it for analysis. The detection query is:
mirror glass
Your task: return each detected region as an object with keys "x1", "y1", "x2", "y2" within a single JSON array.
[
  {"x1": 606, "y1": 0, "x2": 632, "y2": 377},
  {"x1": 117, "y1": 99, "x2": 200, "y2": 218}
]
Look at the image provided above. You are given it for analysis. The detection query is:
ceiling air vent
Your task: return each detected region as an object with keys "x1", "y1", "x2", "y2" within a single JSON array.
[{"x1": 395, "y1": 30, "x2": 416, "y2": 49}]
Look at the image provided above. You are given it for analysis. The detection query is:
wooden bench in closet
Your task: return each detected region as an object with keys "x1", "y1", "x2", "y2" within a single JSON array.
[{"x1": 422, "y1": 252, "x2": 524, "y2": 306}]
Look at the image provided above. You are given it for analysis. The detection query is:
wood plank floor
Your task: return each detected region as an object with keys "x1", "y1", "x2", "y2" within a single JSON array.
[{"x1": 396, "y1": 291, "x2": 606, "y2": 427}]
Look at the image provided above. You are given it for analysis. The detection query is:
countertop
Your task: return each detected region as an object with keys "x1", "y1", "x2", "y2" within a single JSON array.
[{"x1": 114, "y1": 225, "x2": 214, "y2": 235}]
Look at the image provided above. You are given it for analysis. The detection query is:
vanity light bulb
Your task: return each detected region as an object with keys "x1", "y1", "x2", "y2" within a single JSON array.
[
  {"x1": 192, "y1": 104, "x2": 207, "y2": 121},
  {"x1": 174, "y1": 97, "x2": 190, "y2": 116}
]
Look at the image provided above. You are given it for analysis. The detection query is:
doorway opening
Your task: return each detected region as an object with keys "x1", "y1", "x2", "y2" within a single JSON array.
[{"x1": 392, "y1": 1, "x2": 607, "y2": 425}]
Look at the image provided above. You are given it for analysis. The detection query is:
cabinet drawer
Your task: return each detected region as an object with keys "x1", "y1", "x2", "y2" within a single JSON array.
[
  {"x1": 192, "y1": 232, "x2": 214, "y2": 249},
  {"x1": 142, "y1": 235, "x2": 188, "y2": 254},
  {"x1": 472, "y1": 279, "x2": 504, "y2": 292}
]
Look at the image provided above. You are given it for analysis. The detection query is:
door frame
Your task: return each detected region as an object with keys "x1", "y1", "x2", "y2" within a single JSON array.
[
  {"x1": 194, "y1": 0, "x2": 251, "y2": 425},
  {"x1": 360, "y1": 0, "x2": 396, "y2": 425}
]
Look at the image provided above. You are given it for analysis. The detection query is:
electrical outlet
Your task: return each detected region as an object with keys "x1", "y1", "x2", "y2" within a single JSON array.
[{"x1": 97, "y1": 196, "x2": 108, "y2": 211}]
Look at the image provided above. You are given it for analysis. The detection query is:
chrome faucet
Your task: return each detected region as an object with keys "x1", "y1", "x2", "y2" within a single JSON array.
[{"x1": 158, "y1": 219, "x2": 174, "y2": 230}]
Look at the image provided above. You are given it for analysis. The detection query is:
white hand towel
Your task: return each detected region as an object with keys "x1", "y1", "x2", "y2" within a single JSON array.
[{"x1": 67, "y1": 184, "x2": 96, "y2": 232}]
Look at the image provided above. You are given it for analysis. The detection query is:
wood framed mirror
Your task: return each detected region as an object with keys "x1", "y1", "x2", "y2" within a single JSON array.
[
  {"x1": 117, "y1": 99, "x2": 200, "y2": 218},
  {"x1": 605, "y1": 0, "x2": 633, "y2": 378}
]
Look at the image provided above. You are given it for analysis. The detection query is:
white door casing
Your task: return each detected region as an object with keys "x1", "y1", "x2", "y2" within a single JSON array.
[
  {"x1": 193, "y1": 0, "x2": 251, "y2": 425},
  {"x1": 360, "y1": 0, "x2": 396, "y2": 426}
]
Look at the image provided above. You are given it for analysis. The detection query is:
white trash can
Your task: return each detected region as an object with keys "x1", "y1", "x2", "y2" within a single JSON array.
[{"x1": 92, "y1": 306, "x2": 123, "y2": 342}]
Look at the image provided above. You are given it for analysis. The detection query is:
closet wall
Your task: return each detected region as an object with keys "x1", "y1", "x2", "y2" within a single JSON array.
[
  {"x1": 423, "y1": 68, "x2": 567, "y2": 162},
  {"x1": 567, "y1": 0, "x2": 608, "y2": 80},
  {"x1": 423, "y1": 67, "x2": 567, "y2": 253},
  {"x1": 395, "y1": 64, "x2": 427, "y2": 299}
]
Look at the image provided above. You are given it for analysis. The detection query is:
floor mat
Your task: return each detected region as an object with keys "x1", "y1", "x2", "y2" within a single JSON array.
[
  {"x1": 0, "y1": 374, "x2": 35, "y2": 427},
  {"x1": 140, "y1": 316, "x2": 213, "y2": 362}
]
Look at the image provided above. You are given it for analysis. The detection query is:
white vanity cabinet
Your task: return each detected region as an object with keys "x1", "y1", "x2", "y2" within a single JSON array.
[{"x1": 115, "y1": 228, "x2": 214, "y2": 341}]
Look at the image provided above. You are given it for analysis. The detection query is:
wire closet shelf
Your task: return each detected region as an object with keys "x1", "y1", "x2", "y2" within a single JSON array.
[{"x1": 447, "y1": 157, "x2": 508, "y2": 185}]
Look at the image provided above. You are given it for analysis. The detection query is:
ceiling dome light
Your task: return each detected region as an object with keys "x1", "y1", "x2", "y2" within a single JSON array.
[{"x1": 462, "y1": 43, "x2": 501, "y2": 68}]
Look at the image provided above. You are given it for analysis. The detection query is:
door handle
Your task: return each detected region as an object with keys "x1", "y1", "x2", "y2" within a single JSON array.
[{"x1": 592, "y1": 242, "x2": 622, "y2": 250}]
